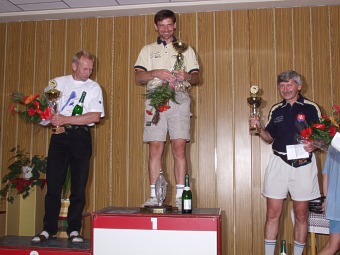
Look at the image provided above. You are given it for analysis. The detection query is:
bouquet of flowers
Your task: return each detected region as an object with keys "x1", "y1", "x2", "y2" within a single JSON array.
[
  {"x1": 145, "y1": 82, "x2": 177, "y2": 125},
  {"x1": 296, "y1": 105, "x2": 340, "y2": 150},
  {"x1": 10, "y1": 91, "x2": 51, "y2": 123}
]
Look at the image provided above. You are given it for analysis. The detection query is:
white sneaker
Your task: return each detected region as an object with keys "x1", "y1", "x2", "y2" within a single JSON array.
[
  {"x1": 143, "y1": 197, "x2": 158, "y2": 207},
  {"x1": 68, "y1": 231, "x2": 84, "y2": 243},
  {"x1": 176, "y1": 197, "x2": 182, "y2": 211}
]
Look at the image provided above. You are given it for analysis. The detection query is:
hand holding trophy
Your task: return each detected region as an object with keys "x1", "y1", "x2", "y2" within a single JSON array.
[
  {"x1": 172, "y1": 40, "x2": 190, "y2": 91},
  {"x1": 44, "y1": 79, "x2": 62, "y2": 133},
  {"x1": 247, "y1": 85, "x2": 262, "y2": 135}
]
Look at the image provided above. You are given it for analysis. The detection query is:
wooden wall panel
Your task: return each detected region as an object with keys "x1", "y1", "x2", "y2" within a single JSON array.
[
  {"x1": 95, "y1": 17, "x2": 113, "y2": 209},
  {"x1": 179, "y1": 12, "x2": 199, "y2": 206},
  {"x1": 66, "y1": 19, "x2": 82, "y2": 74},
  {"x1": 50, "y1": 20, "x2": 66, "y2": 77},
  {"x1": 112, "y1": 16, "x2": 130, "y2": 206},
  {"x1": 2, "y1": 23, "x2": 21, "y2": 225},
  {"x1": 0, "y1": 23, "x2": 6, "y2": 212},
  {"x1": 311, "y1": 7, "x2": 331, "y2": 109},
  {"x1": 33, "y1": 21, "x2": 51, "y2": 159},
  {"x1": 331, "y1": 6, "x2": 340, "y2": 105},
  {"x1": 215, "y1": 10, "x2": 234, "y2": 255},
  {"x1": 129, "y1": 15, "x2": 148, "y2": 206},
  {"x1": 0, "y1": 5, "x2": 339, "y2": 255},
  {"x1": 275, "y1": 8, "x2": 293, "y2": 75},
  {"x1": 196, "y1": 12, "x2": 216, "y2": 209},
  {"x1": 233, "y1": 9, "x2": 252, "y2": 255},
  {"x1": 293, "y1": 7, "x2": 313, "y2": 99},
  {"x1": 18, "y1": 22, "x2": 36, "y2": 158}
]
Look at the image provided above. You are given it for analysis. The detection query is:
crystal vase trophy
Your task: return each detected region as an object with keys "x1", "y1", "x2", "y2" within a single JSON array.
[
  {"x1": 141, "y1": 170, "x2": 175, "y2": 213},
  {"x1": 172, "y1": 40, "x2": 190, "y2": 91},
  {"x1": 45, "y1": 79, "x2": 61, "y2": 133},
  {"x1": 247, "y1": 85, "x2": 262, "y2": 135}
]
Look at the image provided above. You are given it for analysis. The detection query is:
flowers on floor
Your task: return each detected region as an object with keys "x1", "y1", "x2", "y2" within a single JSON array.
[
  {"x1": 10, "y1": 91, "x2": 51, "y2": 123},
  {"x1": 296, "y1": 105, "x2": 340, "y2": 150}
]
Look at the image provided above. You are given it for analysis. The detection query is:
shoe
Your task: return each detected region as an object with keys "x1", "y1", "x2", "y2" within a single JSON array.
[
  {"x1": 32, "y1": 231, "x2": 56, "y2": 243},
  {"x1": 176, "y1": 196, "x2": 182, "y2": 211},
  {"x1": 68, "y1": 231, "x2": 84, "y2": 243},
  {"x1": 142, "y1": 197, "x2": 158, "y2": 207}
]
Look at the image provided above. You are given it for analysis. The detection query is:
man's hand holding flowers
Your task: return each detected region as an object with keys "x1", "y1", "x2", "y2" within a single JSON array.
[{"x1": 296, "y1": 105, "x2": 340, "y2": 151}]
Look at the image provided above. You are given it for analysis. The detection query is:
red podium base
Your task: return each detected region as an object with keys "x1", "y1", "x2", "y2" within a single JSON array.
[
  {"x1": 0, "y1": 236, "x2": 91, "y2": 255},
  {"x1": 91, "y1": 207, "x2": 222, "y2": 255}
]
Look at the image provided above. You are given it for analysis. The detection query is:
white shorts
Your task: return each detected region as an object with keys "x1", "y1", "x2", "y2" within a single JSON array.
[
  {"x1": 262, "y1": 153, "x2": 320, "y2": 201},
  {"x1": 143, "y1": 92, "x2": 191, "y2": 142}
]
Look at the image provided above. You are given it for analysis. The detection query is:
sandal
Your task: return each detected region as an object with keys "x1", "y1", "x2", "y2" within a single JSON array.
[
  {"x1": 68, "y1": 231, "x2": 84, "y2": 243},
  {"x1": 31, "y1": 231, "x2": 56, "y2": 243}
]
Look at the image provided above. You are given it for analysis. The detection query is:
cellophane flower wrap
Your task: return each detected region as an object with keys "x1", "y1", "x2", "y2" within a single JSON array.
[
  {"x1": 296, "y1": 105, "x2": 340, "y2": 150},
  {"x1": 10, "y1": 91, "x2": 51, "y2": 123}
]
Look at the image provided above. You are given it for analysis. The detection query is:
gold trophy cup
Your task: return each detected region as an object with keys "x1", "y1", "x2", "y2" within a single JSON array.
[
  {"x1": 172, "y1": 40, "x2": 190, "y2": 91},
  {"x1": 247, "y1": 85, "x2": 262, "y2": 135},
  {"x1": 45, "y1": 79, "x2": 61, "y2": 133}
]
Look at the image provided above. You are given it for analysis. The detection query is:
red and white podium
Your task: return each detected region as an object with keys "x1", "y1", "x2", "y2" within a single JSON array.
[{"x1": 91, "y1": 207, "x2": 222, "y2": 255}]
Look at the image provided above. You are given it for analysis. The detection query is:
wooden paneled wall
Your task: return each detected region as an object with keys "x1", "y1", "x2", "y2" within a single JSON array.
[{"x1": 0, "y1": 5, "x2": 339, "y2": 254}]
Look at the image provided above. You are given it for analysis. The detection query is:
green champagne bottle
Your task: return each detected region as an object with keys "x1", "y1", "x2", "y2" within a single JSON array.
[
  {"x1": 72, "y1": 91, "x2": 86, "y2": 116},
  {"x1": 182, "y1": 173, "x2": 192, "y2": 213},
  {"x1": 280, "y1": 240, "x2": 287, "y2": 255}
]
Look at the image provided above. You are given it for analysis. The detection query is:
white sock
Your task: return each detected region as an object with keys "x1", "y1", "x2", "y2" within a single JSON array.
[
  {"x1": 150, "y1": 185, "x2": 156, "y2": 197},
  {"x1": 293, "y1": 240, "x2": 305, "y2": 255},
  {"x1": 176, "y1": 185, "x2": 184, "y2": 197},
  {"x1": 265, "y1": 239, "x2": 276, "y2": 255}
]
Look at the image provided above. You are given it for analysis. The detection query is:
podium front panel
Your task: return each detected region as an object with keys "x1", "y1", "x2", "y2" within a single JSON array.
[{"x1": 91, "y1": 207, "x2": 222, "y2": 255}]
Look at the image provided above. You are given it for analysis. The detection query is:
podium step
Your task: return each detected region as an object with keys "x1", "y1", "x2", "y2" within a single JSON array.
[{"x1": 0, "y1": 235, "x2": 91, "y2": 255}]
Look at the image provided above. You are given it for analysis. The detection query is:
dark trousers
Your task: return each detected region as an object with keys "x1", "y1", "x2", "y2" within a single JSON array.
[{"x1": 43, "y1": 126, "x2": 92, "y2": 236}]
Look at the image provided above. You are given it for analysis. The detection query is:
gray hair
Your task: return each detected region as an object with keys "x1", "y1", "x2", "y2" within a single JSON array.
[
  {"x1": 72, "y1": 50, "x2": 95, "y2": 65},
  {"x1": 277, "y1": 70, "x2": 302, "y2": 86}
]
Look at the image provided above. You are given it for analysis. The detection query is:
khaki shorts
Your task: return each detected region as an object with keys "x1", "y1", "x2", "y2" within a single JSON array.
[
  {"x1": 262, "y1": 153, "x2": 320, "y2": 201},
  {"x1": 143, "y1": 92, "x2": 191, "y2": 142}
]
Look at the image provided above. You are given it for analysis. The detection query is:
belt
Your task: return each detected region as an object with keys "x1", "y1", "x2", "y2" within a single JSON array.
[
  {"x1": 273, "y1": 150, "x2": 312, "y2": 168},
  {"x1": 65, "y1": 125, "x2": 90, "y2": 131},
  {"x1": 52, "y1": 125, "x2": 90, "y2": 134}
]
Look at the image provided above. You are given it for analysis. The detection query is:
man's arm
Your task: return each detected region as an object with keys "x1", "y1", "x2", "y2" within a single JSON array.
[
  {"x1": 51, "y1": 112, "x2": 101, "y2": 126},
  {"x1": 258, "y1": 126, "x2": 274, "y2": 143},
  {"x1": 135, "y1": 69, "x2": 176, "y2": 85},
  {"x1": 249, "y1": 117, "x2": 273, "y2": 143}
]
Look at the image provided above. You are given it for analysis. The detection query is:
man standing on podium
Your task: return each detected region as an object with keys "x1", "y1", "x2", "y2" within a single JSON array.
[
  {"x1": 32, "y1": 50, "x2": 105, "y2": 244},
  {"x1": 134, "y1": 9, "x2": 199, "y2": 209}
]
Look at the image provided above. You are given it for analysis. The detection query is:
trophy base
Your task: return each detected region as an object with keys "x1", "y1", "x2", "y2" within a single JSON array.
[{"x1": 140, "y1": 204, "x2": 178, "y2": 214}]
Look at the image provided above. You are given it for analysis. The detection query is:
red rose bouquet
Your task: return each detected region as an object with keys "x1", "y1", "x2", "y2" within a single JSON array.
[
  {"x1": 296, "y1": 105, "x2": 340, "y2": 150},
  {"x1": 10, "y1": 91, "x2": 51, "y2": 123}
]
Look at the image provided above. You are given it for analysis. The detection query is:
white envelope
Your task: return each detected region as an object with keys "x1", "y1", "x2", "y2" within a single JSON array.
[{"x1": 286, "y1": 144, "x2": 309, "y2": 160}]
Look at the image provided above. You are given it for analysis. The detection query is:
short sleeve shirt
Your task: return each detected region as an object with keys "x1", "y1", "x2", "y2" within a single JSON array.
[
  {"x1": 265, "y1": 94, "x2": 321, "y2": 153},
  {"x1": 134, "y1": 38, "x2": 199, "y2": 73},
  {"x1": 47, "y1": 75, "x2": 105, "y2": 126},
  {"x1": 322, "y1": 145, "x2": 340, "y2": 221}
]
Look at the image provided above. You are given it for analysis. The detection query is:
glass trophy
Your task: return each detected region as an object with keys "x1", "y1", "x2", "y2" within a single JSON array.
[{"x1": 141, "y1": 170, "x2": 174, "y2": 213}]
